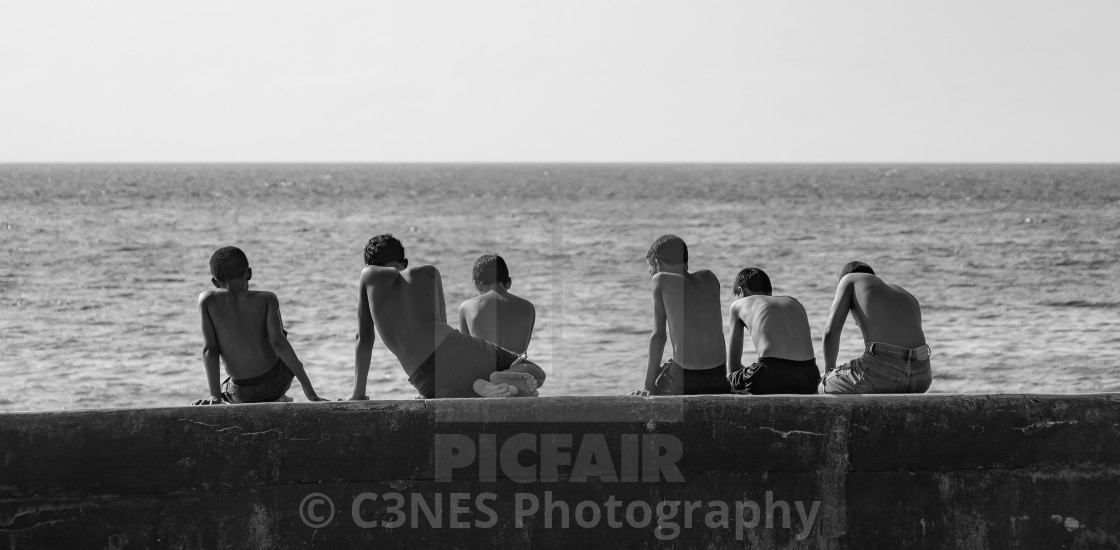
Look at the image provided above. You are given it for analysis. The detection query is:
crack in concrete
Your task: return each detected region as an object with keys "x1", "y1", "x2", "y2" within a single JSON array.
[
  {"x1": 759, "y1": 427, "x2": 829, "y2": 438},
  {"x1": 239, "y1": 430, "x2": 281, "y2": 437},
  {"x1": 176, "y1": 419, "x2": 283, "y2": 437},
  {"x1": 176, "y1": 419, "x2": 219, "y2": 428},
  {"x1": 1013, "y1": 420, "x2": 1079, "y2": 434},
  {"x1": 1, "y1": 503, "x2": 86, "y2": 531}
]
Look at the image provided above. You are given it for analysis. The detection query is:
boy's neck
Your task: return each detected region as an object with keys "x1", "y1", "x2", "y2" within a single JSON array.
[
  {"x1": 220, "y1": 278, "x2": 250, "y2": 293},
  {"x1": 476, "y1": 282, "x2": 509, "y2": 295},
  {"x1": 657, "y1": 262, "x2": 688, "y2": 275}
]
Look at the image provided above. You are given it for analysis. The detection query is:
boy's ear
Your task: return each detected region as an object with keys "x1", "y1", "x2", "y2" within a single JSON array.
[
  {"x1": 401, "y1": 258, "x2": 409, "y2": 268},
  {"x1": 245, "y1": 267, "x2": 253, "y2": 281},
  {"x1": 504, "y1": 278, "x2": 512, "y2": 290},
  {"x1": 211, "y1": 277, "x2": 221, "y2": 289}
]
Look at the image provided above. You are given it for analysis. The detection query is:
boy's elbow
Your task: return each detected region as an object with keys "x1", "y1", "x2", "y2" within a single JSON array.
[
  {"x1": 822, "y1": 327, "x2": 839, "y2": 343},
  {"x1": 268, "y1": 334, "x2": 290, "y2": 351},
  {"x1": 202, "y1": 345, "x2": 220, "y2": 360}
]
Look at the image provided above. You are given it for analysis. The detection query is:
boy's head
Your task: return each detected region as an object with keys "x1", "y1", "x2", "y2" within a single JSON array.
[
  {"x1": 839, "y1": 261, "x2": 875, "y2": 280},
  {"x1": 364, "y1": 234, "x2": 407, "y2": 267},
  {"x1": 733, "y1": 267, "x2": 772, "y2": 297},
  {"x1": 473, "y1": 254, "x2": 511, "y2": 290},
  {"x1": 210, "y1": 246, "x2": 250, "y2": 285},
  {"x1": 646, "y1": 234, "x2": 688, "y2": 273}
]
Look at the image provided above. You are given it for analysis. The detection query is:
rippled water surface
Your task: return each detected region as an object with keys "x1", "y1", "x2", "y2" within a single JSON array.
[{"x1": 1, "y1": 164, "x2": 1118, "y2": 410}]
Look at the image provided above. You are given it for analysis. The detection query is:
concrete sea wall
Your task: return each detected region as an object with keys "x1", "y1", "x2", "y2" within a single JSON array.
[{"x1": 1, "y1": 394, "x2": 1119, "y2": 549}]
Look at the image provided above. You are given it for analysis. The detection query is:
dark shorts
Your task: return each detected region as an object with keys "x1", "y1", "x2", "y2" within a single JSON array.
[
  {"x1": 227, "y1": 358, "x2": 294, "y2": 403},
  {"x1": 408, "y1": 330, "x2": 520, "y2": 398},
  {"x1": 652, "y1": 360, "x2": 731, "y2": 395},
  {"x1": 820, "y1": 342, "x2": 932, "y2": 394},
  {"x1": 728, "y1": 357, "x2": 821, "y2": 395}
]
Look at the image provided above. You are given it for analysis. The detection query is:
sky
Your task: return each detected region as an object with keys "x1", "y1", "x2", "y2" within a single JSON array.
[{"x1": 1, "y1": 1, "x2": 1118, "y2": 163}]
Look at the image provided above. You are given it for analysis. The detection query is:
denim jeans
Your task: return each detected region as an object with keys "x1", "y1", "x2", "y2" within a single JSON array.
[{"x1": 819, "y1": 342, "x2": 932, "y2": 394}]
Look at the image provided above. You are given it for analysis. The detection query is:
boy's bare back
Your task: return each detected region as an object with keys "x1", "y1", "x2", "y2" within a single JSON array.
[
  {"x1": 199, "y1": 289, "x2": 282, "y2": 380},
  {"x1": 733, "y1": 295, "x2": 816, "y2": 361},
  {"x1": 359, "y1": 264, "x2": 454, "y2": 373},
  {"x1": 654, "y1": 270, "x2": 726, "y2": 369},
  {"x1": 458, "y1": 290, "x2": 536, "y2": 355},
  {"x1": 846, "y1": 273, "x2": 926, "y2": 349}
]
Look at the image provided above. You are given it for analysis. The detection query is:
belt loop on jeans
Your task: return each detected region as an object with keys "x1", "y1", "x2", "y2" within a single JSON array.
[{"x1": 868, "y1": 343, "x2": 876, "y2": 355}]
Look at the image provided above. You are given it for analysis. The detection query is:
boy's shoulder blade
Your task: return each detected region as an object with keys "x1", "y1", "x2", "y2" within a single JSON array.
[
  {"x1": 843, "y1": 272, "x2": 876, "y2": 284},
  {"x1": 695, "y1": 269, "x2": 719, "y2": 282},
  {"x1": 890, "y1": 283, "x2": 920, "y2": 302},
  {"x1": 775, "y1": 295, "x2": 807, "y2": 310},
  {"x1": 360, "y1": 264, "x2": 393, "y2": 280}
]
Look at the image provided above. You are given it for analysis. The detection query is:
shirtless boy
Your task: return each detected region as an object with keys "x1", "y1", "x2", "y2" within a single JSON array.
[
  {"x1": 195, "y1": 246, "x2": 326, "y2": 405},
  {"x1": 819, "y1": 261, "x2": 932, "y2": 394},
  {"x1": 350, "y1": 235, "x2": 545, "y2": 400},
  {"x1": 632, "y1": 235, "x2": 730, "y2": 395},
  {"x1": 726, "y1": 268, "x2": 820, "y2": 394},
  {"x1": 458, "y1": 254, "x2": 536, "y2": 355}
]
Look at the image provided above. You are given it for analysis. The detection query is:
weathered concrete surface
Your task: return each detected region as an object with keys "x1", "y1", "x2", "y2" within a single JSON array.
[{"x1": 1, "y1": 394, "x2": 1118, "y2": 549}]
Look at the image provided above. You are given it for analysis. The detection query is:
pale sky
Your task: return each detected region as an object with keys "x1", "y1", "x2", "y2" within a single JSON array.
[{"x1": 1, "y1": 1, "x2": 1117, "y2": 163}]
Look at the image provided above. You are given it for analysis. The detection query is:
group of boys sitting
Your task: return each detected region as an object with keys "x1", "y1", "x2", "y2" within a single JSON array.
[
  {"x1": 194, "y1": 233, "x2": 931, "y2": 405},
  {"x1": 633, "y1": 234, "x2": 931, "y2": 397}
]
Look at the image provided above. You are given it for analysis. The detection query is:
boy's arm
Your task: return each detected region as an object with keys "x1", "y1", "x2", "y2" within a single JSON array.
[
  {"x1": 265, "y1": 294, "x2": 324, "y2": 401},
  {"x1": 727, "y1": 301, "x2": 745, "y2": 374},
  {"x1": 526, "y1": 303, "x2": 536, "y2": 349},
  {"x1": 198, "y1": 292, "x2": 224, "y2": 403},
  {"x1": 641, "y1": 278, "x2": 668, "y2": 392},
  {"x1": 353, "y1": 272, "x2": 376, "y2": 400},
  {"x1": 433, "y1": 267, "x2": 448, "y2": 324},
  {"x1": 458, "y1": 302, "x2": 470, "y2": 335},
  {"x1": 822, "y1": 276, "x2": 855, "y2": 372}
]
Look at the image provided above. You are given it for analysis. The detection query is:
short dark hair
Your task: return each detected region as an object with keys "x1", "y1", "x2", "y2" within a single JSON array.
[
  {"x1": 646, "y1": 234, "x2": 688, "y2": 265},
  {"x1": 473, "y1": 254, "x2": 511, "y2": 287},
  {"x1": 364, "y1": 234, "x2": 405, "y2": 266},
  {"x1": 840, "y1": 261, "x2": 875, "y2": 279},
  {"x1": 733, "y1": 267, "x2": 772, "y2": 297},
  {"x1": 210, "y1": 246, "x2": 249, "y2": 282}
]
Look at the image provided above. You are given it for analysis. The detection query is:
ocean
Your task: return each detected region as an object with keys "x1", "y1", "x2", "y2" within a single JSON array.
[{"x1": 1, "y1": 164, "x2": 1118, "y2": 411}]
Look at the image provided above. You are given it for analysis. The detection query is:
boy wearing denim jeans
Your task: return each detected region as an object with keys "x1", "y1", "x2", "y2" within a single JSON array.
[{"x1": 819, "y1": 261, "x2": 932, "y2": 394}]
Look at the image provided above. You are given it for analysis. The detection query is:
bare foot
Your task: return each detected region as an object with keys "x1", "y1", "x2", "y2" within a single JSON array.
[
  {"x1": 276, "y1": 394, "x2": 294, "y2": 403},
  {"x1": 474, "y1": 380, "x2": 518, "y2": 398},
  {"x1": 490, "y1": 372, "x2": 538, "y2": 397}
]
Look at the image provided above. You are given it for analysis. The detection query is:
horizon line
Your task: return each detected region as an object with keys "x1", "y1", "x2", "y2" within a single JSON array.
[{"x1": 2, "y1": 160, "x2": 1119, "y2": 166}]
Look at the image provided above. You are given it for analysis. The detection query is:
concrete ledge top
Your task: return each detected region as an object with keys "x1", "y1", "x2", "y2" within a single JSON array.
[{"x1": 3, "y1": 392, "x2": 1118, "y2": 419}]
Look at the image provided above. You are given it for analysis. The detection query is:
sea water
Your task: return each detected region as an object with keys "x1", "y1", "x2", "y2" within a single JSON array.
[{"x1": 1, "y1": 164, "x2": 1118, "y2": 411}]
